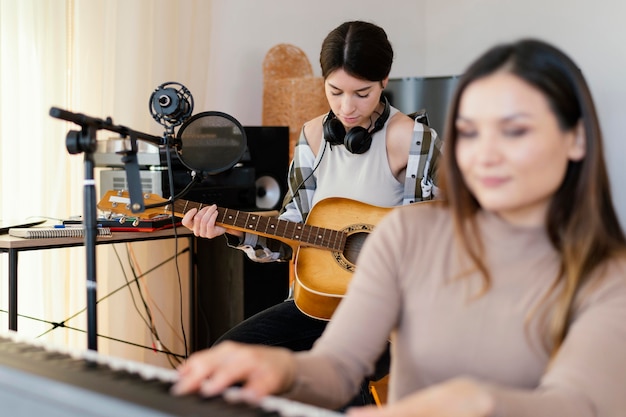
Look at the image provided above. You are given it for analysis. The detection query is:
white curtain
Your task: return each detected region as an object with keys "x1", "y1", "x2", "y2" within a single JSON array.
[{"x1": 0, "y1": 0, "x2": 212, "y2": 365}]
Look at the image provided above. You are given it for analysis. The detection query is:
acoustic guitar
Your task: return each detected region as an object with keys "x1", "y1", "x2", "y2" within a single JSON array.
[{"x1": 97, "y1": 190, "x2": 392, "y2": 320}]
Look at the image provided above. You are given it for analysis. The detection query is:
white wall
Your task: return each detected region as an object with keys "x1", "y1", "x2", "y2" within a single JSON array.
[{"x1": 203, "y1": 0, "x2": 626, "y2": 226}]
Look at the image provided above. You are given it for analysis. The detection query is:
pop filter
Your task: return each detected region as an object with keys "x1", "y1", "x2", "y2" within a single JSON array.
[{"x1": 175, "y1": 111, "x2": 247, "y2": 175}]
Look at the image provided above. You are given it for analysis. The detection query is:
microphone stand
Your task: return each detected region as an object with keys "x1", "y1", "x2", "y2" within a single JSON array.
[{"x1": 49, "y1": 107, "x2": 163, "y2": 351}]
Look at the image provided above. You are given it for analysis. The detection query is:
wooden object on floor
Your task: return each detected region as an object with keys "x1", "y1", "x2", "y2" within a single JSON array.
[{"x1": 369, "y1": 374, "x2": 389, "y2": 407}]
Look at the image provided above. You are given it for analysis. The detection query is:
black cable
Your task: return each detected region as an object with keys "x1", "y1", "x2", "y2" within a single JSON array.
[
  {"x1": 143, "y1": 172, "x2": 201, "y2": 210},
  {"x1": 281, "y1": 140, "x2": 327, "y2": 211},
  {"x1": 162, "y1": 143, "x2": 189, "y2": 360},
  {"x1": 1, "y1": 311, "x2": 187, "y2": 359},
  {"x1": 116, "y1": 245, "x2": 161, "y2": 338},
  {"x1": 117, "y1": 243, "x2": 183, "y2": 368},
  {"x1": 36, "y1": 247, "x2": 188, "y2": 336},
  {"x1": 35, "y1": 246, "x2": 190, "y2": 367}
]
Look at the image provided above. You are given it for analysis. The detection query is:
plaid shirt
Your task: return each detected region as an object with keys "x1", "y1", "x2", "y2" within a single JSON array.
[{"x1": 232, "y1": 119, "x2": 441, "y2": 262}]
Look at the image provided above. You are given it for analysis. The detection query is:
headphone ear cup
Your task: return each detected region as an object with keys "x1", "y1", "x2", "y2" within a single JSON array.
[
  {"x1": 323, "y1": 97, "x2": 389, "y2": 154},
  {"x1": 344, "y1": 127, "x2": 372, "y2": 154},
  {"x1": 323, "y1": 117, "x2": 346, "y2": 145},
  {"x1": 345, "y1": 96, "x2": 389, "y2": 154}
]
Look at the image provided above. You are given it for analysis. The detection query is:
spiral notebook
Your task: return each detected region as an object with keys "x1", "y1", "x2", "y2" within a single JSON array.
[{"x1": 9, "y1": 227, "x2": 112, "y2": 239}]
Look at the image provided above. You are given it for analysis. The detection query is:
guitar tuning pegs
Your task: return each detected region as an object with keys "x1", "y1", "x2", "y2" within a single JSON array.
[
  {"x1": 132, "y1": 219, "x2": 139, "y2": 227},
  {"x1": 118, "y1": 216, "x2": 126, "y2": 224}
]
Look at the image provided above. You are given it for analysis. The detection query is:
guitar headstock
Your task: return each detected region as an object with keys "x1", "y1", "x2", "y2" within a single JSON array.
[{"x1": 97, "y1": 190, "x2": 170, "y2": 219}]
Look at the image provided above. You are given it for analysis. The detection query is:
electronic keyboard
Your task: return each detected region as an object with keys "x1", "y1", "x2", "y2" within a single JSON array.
[{"x1": 0, "y1": 330, "x2": 343, "y2": 417}]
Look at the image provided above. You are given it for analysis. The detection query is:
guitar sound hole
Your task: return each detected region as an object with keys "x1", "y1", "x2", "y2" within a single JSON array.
[{"x1": 343, "y1": 232, "x2": 369, "y2": 265}]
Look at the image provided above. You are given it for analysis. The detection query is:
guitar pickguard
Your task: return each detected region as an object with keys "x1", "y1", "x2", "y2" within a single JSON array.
[{"x1": 332, "y1": 223, "x2": 375, "y2": 272}]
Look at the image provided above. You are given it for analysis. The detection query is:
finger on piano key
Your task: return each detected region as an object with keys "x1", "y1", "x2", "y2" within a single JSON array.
[{"x1": 224, "y1": 386, "x2": 345, "y2": 417}]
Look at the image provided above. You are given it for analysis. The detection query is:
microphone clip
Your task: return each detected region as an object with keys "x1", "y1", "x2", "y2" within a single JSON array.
[{"x1": 149, "y1": 81, "x2": 194, "y2": 131}]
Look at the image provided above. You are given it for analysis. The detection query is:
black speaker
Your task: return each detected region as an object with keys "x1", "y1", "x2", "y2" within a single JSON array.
[
  {"x1": 241, "y1": 126, "x2": 290, "y2": 211},
  {"x1": 160, "y1": 150, "x2": 257, "y2": 209},
  {"x1": 242, "y1": 258, "x2": 290, "y2": 319},
  {"x1": 192, "y1": 238, "x2": 290, "y2": 350},
  {"x1": 189, "y1": 126, "x2": 291, "y2": 350},
  {"x1": 162, "y1": 126, "x2": 289, "y2": 211},
  {"x1": 235, "y1": 126, "x2": 290, "y2": 325}
]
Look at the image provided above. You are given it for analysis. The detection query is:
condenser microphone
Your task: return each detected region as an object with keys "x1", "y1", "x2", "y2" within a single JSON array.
[{"x1": 149, "y1": 82, "x2": 194, "y2": 128}]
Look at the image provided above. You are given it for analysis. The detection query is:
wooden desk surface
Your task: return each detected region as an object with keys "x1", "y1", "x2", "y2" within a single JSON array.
[{"x1": 0, "y1": 227, "x2": 194, "y2": 251}]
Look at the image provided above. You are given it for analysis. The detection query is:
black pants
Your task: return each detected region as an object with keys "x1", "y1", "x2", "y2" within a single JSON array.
[{"x1": 215, "y1": 299, "x2": 390, "y2": 409}]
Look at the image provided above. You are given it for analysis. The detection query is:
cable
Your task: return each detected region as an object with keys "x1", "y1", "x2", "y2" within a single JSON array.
[
  {"x1": 36, "y1": 247, "x2": 189, "y2": 337},
  {"x1": 281, "y1": 140, "x2": 328, "y2": 211},
  {"x1": 161, "y1": 142, "x2": 189, "y2": 360},
  {"x1": 115, "y1": 243, "x2": 183, "y2": 368},
  {"x1": 4, "y1": 311, "x2": 187, "y2": 359},
  {"x1": 143, "y1": 171, "x2": 201, "y2": 210},
  {"x1": 34, "y1": 246, "x2": 190, "y2": 366},
  {"x1": 126, "y1": 243, "x2": 185, "y2": 346}
]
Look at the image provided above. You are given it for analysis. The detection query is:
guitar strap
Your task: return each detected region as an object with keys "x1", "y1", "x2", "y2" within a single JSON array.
[{"x1": 403, "y1": 120, "x2": 442, "y2": 205}]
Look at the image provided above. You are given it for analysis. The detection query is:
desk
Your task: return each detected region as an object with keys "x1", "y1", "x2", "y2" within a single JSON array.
[{"x1": 0, "y1": 227, "x2": 195, "y2": 332}]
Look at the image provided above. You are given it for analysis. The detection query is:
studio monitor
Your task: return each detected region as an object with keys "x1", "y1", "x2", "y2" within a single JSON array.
[
  {"x1": 241, "y1": 126, "x2": 290, "y2": 211},
  {"x1": 161, "y1": 125, "x2": 289, "y2": 212},
  {"x1": 190, "y1": 126, "x2": 291, "y2": 350}
]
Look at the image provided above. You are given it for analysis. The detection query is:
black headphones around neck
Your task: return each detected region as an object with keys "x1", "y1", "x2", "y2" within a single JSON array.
[{"x1": 322, "y1": 96, "x2": 390, "y2": 154}]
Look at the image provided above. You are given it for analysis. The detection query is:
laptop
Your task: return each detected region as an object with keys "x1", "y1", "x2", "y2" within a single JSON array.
[{"x1": 0, "y1": 218, "x2": 47, "y2": 235}]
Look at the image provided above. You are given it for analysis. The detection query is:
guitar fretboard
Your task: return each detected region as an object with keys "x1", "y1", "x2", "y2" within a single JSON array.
[{"x1": 170, "y1": 200, "x2": 346, "y2": 251}]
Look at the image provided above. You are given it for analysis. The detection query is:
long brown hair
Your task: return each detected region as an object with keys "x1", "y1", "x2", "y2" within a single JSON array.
[{"x1": 438, "y1": 39, "x2": 626, "y2": 355}]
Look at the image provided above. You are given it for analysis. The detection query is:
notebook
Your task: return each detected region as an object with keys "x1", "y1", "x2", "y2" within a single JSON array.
[{"x1": 9, "y1": 227, "x2": 112, "y2": 239}]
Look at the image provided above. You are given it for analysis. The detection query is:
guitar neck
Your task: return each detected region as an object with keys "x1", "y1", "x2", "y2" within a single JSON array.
[{"x1": 170, "y1": 199, "x2": 346, "y2": 251}]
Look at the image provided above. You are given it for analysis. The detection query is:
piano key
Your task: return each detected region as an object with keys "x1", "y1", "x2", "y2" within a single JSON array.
[{"x1": 0, "y1": 330, "x2": 344, "y2": 417}]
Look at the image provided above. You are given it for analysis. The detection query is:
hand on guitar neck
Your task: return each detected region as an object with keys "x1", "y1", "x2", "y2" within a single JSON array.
[{"x1": 181, "y1": 203, "x2": 244, "y2": 240}]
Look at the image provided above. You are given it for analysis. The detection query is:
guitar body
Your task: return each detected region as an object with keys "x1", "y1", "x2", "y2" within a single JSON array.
[
  {"x1": 98, "y1": 190, "x2": 393, "y2": 321},
  {"x1": 293, "y1": 197, "x2": 391, "y2": 321}
]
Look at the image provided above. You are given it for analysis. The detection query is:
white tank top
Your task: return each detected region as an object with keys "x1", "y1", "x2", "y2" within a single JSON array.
[{"x1": 311, "y1": 107, "x2": 404, "y2": 208}]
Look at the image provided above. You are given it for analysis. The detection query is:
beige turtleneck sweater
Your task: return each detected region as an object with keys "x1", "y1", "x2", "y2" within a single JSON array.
[{"x1": 289, "y1": 202, "x2": 626, "y2": 416}]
